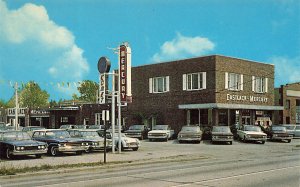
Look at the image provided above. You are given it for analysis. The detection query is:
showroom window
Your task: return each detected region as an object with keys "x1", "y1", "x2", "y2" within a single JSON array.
[
  {"x1": 183, "y1": 72, "x2": 206, "y2": 91},
  {"x1": 225, "y1": 72, "x2": 243, "y2": 91},
  {"x1": 61, "y1": 117, "x2": 68, "y2": 123},
  {"x1": 252, "y1": 76, "x2": 268, "y2": 93},
  {"x1": 149, "y1": 76, "x2": 170, "y2": 93}
]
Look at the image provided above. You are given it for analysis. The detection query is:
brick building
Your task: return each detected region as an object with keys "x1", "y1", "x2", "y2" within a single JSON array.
[
  {"x1": 126, "y1": 55, "x2": 283, "y2": 133},
  {"x1": 274, "y1": 82, "x2": 300, "y2": 124}
]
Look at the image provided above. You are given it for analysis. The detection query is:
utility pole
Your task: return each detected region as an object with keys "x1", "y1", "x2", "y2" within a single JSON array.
[{"x1": 14, "y1": 82, "x2": 18, "y2": 130}]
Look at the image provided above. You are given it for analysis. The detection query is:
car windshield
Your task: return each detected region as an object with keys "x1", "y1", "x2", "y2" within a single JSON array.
[
  {"x1": 212, "y1": 126, "x2": 231, "y2": 133},
  {"x1": 60, "y1": 125, "x2": 71, "y2": 129},
  {"x1": 271, "y1": 126, "x2": 286, "y2": 132},
  {"x1": 244, "y1": 126, "x2": 262, "y2": 132},
  {"x1": 283, "y1": 125, "x2": 296, "y2": 130},
  {"x1": 89, "y1": 125, "x2": 102, "y2": 129},
  {"x1": 129, "y1": 125, "x2": 143, "y2": 130},
  {"x1": 181, "y1": 126, "x2": 200, "y2": 132},
  {"x1": 29, "y1": 127, "x2": 45, "y2": 131},
  {"x1": 153, "y1": 125, "x2": 168, "y2": 130},
  {"x1": 1, "y1": 131, "x2": 32, "y2": 141},
  {"x1": 81, "y1": 131, "x2": 99, "y2": 138},
  {"x1": 75, "y1": 125, "x2": 85, "y2": 129},
  {"x1": 46, "y1": 130, "x2": 71, "y2": 138}
]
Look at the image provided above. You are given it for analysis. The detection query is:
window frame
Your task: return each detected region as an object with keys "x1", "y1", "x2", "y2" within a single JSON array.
[
  {"x1": 252, "y1": 76, "x2": 268, "y2": 93},
  {"x1": 149, "y1": 76, "x2": 170, "y2": 93},
  {"x1": 228, "y1": 73, "x2": 241, "y2": 91}
]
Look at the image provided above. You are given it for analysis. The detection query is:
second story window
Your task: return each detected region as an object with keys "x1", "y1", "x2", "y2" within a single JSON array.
[
  {"x1": 183, "y1": 72, "x2": 206, "y2": 91},
  {"x1": 149, "y1": 76, "x2": 170, "y2": 93},
  {"x1": 225, "y1": 72, "x2": 243, "y2": 91},
  {"x1": 252, "y1": 76, "x2": 268, "y2": 93}
]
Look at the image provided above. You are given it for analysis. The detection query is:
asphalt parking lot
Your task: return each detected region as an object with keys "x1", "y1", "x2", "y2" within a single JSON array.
[{"x1": 1, "y1": 139, "x2": 300, "y2": 170}]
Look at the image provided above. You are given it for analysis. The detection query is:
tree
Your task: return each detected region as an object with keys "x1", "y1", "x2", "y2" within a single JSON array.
[
  {"x1": 0, "y1": 99, "x2": 8, "y2": 108},
  {"x1": 20, "y1": 81, "x2": 49, "y2": 108},
  {"x1": 73, "y1": 80, "x2": 98, "y2": 102},
  {"x1": 7, "y1": 81, "x2": 49, "y2": 108}
]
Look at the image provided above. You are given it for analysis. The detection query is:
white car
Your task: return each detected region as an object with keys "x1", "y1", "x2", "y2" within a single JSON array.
[
  {"x1": 237, "y1": 125, "x2": 267, "y2": 144},
  {"x1": 148, "y1": 125, "x2": 175, "y2": 142},
  {"x1": 110, "y1": 133, "x2": 140, "y2": 151}
]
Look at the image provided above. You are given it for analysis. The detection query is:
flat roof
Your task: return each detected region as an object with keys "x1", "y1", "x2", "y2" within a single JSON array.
[
  {"x1": 133, "y1": 54, "x2": 273, "y2": 68},
  {"x1": 178, "y1": 103, "x2": 284, "y2": 111}
]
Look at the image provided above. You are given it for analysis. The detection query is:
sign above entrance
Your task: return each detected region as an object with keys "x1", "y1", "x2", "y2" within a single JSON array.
[{"x1": 226, "y1": 94, "x2": 268, "y2": 103}]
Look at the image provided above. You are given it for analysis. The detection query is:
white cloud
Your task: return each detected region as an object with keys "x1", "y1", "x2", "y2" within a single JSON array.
[
  {"x1": 269, "y1": 56, "x2": 300, "y2": 86},
  {"x1": 152, "y1": 33, "x2": 215, "y2": 62},
  {"x1": 0, "y1": 0, "x2": 89, "y2": 97}
]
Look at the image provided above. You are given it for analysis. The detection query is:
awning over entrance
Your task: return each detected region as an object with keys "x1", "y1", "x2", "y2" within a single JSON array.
[{"x1": 178, "y1": 103, "x2": 284, "y2": 111}]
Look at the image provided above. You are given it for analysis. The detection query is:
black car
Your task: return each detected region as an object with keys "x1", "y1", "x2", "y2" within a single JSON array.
[
  {"x1": 263, "y1": 125, "x2": 293, "y2": 143},
  {"x1": 32, "y1": 129, "x2": 89, "y2": 156},
  {"x1": 0, "y1": 130, "x2": 47, "y2": 159},
  {"x1": 68, "y1": 129, "x2": 112, "y2": 152},
  {"x1": 125, "y1": 125, "x2": 149, "y2": 140}
]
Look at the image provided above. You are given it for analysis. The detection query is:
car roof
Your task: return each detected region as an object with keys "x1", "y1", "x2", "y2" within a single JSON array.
[
  {"x1": 34, "y1": 129, "x2": 66, "y2": 132},
  {"x1": 69, "y1": 129, "x2": 99, "y2": 132}
]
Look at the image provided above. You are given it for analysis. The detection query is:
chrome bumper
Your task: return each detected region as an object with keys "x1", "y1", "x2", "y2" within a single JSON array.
[{"x1": 12, "y1": 149, "x2": 47, "y2": 156}]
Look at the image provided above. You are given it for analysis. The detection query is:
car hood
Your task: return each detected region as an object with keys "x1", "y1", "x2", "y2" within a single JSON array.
[
  {"x1": 47, "y1": 137, "x2": 87, "y2": 143},
  {"x1": 149, "y1": 130, "x2": 169, "y2": 133},
  {"x1": 211, "y1": 132, "x2": 233, "y2": 136},
  {"x1": 244, "y1": 131, "x2": 266, "y2": 135},
  {"x1": 114, "y1": 137, "x2": 138, "y2": 143},
  {"x1": 179, "y1": 131, "x2": 202, "y2": 135},
  {"x1": 4, "y1": 140, "x2": 46, "y2": 146},
  {"x1": 81, "y1": 137, "x2": 104, "y2": 142},
  {"x1": 125, "y1": 130, "x2": 142, "y2": 133}
]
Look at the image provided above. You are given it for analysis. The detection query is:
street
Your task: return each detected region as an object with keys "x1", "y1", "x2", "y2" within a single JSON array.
[{"x1": 0, "y1": 139, "x2": 300, "y2": 187}]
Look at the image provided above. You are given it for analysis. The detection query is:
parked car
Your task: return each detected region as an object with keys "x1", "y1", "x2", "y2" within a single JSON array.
[
  {"x1": 68, "y1": 129, "x2": 112, "y2": 152},
  {"x1": 263, "y1": 125, "x2": 292, "y2": 143},
  {"x1": 74, "y1": 125, "x2": 89, "y2": 129},
  {"x1": 125, "y1": 125, "x2": 149, "y2": 140},
  {"x1": 60, "y1": 124, "x2": 76, "y2": 129},
  {"x1": 107, "y1": 132, "x2": 140, "y2": 151},
  {"x1": 237, "y1": 125, "x2": 267, "y2": 144},
  {"x1": 107, "y1": 125, "x2": 125, "y2": 133},
  {"x1": 282, "y1": 124, "x2": 296, "y2": 137},
  {"x1": 0, "y1": 123, "x2": 15, "y2": 131},
  {"x1": 211, "y1": 126, "x2": 233, "y2": 145},
  {"x1": 0, "y1": 130, "x2": 47, "y2": 159},
  {"x1": 22, "y1": 126, "x2": 46, "y2": 137},
  {"x1": 148, "y1": 125, "x2": 175, "y2": 142},
  {"x1": 32, "y1": 129, "x2": 89, "y2": 156},
  {"x1": 294, "y1": 125, "x2": 300, "y2": 138},
  {"x1": 88, "y1": 125, "x2": 105, "y2": 130},
  {"x1": 177, "y1": 125, "x2": 202, "y2": 143}
]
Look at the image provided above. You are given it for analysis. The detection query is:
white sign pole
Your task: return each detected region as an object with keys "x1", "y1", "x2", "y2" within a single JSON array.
[
  {"x1": 111, "y1": 72, "x2": 116, "y2": 153},
  {"x1": 118, "y1": 52, "x2": 122, "y2": 154}
]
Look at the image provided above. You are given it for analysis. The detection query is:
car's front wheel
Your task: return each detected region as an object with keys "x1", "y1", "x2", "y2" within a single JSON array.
[
  {"x1": 49, "y1": 146, "x2": 58, "y2": 156},
  {"x1": 261, "y1": 141, "x2": 265, "y2": 144},
  {"x1": 6, "y1": 148, "x2": 12, "y2": 159},
  {"x1": 132, "y1": 147, "x2": 138, "y2": 151},
  {"x1": 287, "y1": 139, "x2": 291, "y2": 143}
]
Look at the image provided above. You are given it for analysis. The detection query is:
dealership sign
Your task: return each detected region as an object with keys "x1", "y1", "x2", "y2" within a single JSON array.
[
  {"x1": 226, "y1": 94, "x2": 268, "y2": 103},
  {"x1": 119, "y1": 44, "x2": 132, "y2": 103}
]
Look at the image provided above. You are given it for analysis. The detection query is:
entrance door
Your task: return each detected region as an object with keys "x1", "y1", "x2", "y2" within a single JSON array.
[{"x1": 242, "y1": 116, "x2": 251, "y2": 125}]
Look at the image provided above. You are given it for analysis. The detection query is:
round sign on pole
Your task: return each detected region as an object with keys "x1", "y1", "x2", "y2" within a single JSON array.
[{"x1": 98, "y1": 56, "x2": 111, "y2": 73}]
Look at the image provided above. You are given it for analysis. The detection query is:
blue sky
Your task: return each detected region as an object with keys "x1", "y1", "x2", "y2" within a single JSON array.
[{"x1": 0, "y1": 0, "x2": 299, "y2": 102}]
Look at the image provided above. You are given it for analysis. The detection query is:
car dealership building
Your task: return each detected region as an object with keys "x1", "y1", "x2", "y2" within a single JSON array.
[{"x1": 126, "y1": 55, "x2": 283, "y2": 133}]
